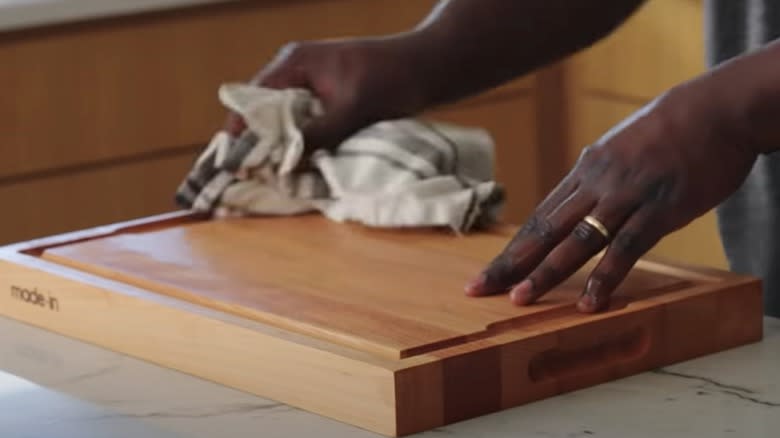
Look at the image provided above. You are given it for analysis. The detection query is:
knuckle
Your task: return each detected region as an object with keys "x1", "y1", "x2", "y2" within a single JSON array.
[
  {"x1": 253, "y1": 41, "x2": 312, "y2": 86},
  {"x1": 576, "y1": 146, "x2": 615, "y2": 184},
  {"x1": 506, "y1": 244, "x2": 534, "y2": 274},
  {"x1": 276, "y1": 40, "x2": 321, "y2": 67},
  {"x1": 278, "y1": 40, "x2": 307, "y2": 59},
  {"x1": 611, "y1": 229, "x2": 658, "y2": 258},
  {"x1": 535, "y1": 218, "x2": 555, "y2": 243},
  {"x1": 517, "y1": 216, "x2": 536, "y2": 236},
  {"x1": 611, "y1": 231, "x2": 642, "y2": 256},
  {"x1": 577, "y1": 145, "x2": 598, "y2": 164},
  {"x1": 519, "y1": 215, "x2": 555, "y2": 243},
  {"x1": 640, "y1": 174, "x2": 679, "y2": 204}
]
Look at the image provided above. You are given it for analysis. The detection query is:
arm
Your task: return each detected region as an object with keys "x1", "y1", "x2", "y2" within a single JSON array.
[
  {"x1": 465, "y1": 36, "x2": 780, "y2": 313},
  {"x1": 405, "y1": 0, "x2": 648, "y2": 108},
  {"x1": 706, "y1": 38, "x2": 780, "y2": 155},
  {"x1": 228, "y1": 0, "x2": 647, "y2": 148}
]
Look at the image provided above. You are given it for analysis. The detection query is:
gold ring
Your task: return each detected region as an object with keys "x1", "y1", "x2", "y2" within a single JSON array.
[{"x1": 583, "y1": 215, "x2": 610, "y2": 239}]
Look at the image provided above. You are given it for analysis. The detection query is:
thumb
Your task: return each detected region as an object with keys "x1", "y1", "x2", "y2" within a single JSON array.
[{"x1": 223, "y1": 66, "x2": 310, "y2": 137}]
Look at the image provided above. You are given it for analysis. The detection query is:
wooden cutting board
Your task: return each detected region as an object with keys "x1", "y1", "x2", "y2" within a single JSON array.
[{"x1": 0, "y1": 211, "x2": 763, "y2": 436}]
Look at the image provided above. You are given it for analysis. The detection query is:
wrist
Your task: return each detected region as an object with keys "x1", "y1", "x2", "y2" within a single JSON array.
[
  {"x1": 738, "y1": 76, "x2": 780, "y2": 156},
  {"x1": 380, "y1": 20, "x2": 506, "y2": 112},
  {"x1": 380, "y1": 28, "x2": 454, "y2": 112},
  {"x1": 348, "y1": 29, "x2": 448, "y2": 121},
  {"x1": 662, "y1": 62, "x2": 766, "y2": 158},
  {"x1": 708, "y1": 41, "x2": 780, "y2": 155}
]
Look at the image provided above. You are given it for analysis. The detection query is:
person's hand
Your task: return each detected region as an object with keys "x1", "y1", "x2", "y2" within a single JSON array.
[
  {"x1": 223, "y1": 36, "x2": 428, "y2": 152},
  {"x1": 464, "y1": 78, "x2": 758, "y2": 313}
]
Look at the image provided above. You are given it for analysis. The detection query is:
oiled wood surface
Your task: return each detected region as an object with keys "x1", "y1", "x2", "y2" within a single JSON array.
[{"x1": 41, "y1": 216, "x2": 689, "y2": 359}]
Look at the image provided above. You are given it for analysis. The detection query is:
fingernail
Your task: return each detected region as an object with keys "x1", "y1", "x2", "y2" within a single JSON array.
[
  {"x1": 464, "y1": 273, "x2": 486, "y2": 296},
  {"x1": 579, "y1": 278, "x2": 609, "y2": 312},
  {"x1": 509, "y1": 280, "x2": 534, "y2": 305},
  {"x1": 577, "y1": 298, "x2": 594, "y2": 313},
  {"x1": 577, "y1": 278, "x2": 600, "y2": 312},
  {"x1": 579, "y1": 292, "x2": 600, "y2": 312}
]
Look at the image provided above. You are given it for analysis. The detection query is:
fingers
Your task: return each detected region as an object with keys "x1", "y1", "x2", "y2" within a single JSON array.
[
  {"x1": 531, "y1": 175, "x2": 580, "y2": 220},
  {"x1": 464, "y1": 188, "x2": 596, "y2": 297},
  {"x1": 465, "y1": 176, "x2": 577, "y2": 291},
  {"x1": 223, "y1": 45, "x2": 311, "y2": 138},
  {"x1": 464, "y1": 173, "x2": 662, "y2": 314},
  {"x1": 509, "y1": 194, "x2": 639, "y2": 305},
  {"x1": 249, "y1": 42, "x2": 310, "y2": 88},
  {"x1": 222, "y1": 66, "x2": 309, "y2": 137},
  {"x1": 577, "y1": 205, "x2": 663, "y2": 313}
]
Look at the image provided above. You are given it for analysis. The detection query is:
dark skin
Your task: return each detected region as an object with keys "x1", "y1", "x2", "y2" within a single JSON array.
[
  {"x1": 225, "y1": 0, "x2": 780, "y2": 312},
  {"x1": 465, "y1": 74, "x2": 758, "y2": 311}
]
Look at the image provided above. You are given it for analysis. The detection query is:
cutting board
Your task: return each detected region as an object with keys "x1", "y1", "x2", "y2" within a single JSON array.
[{"x1": 0, "y1": 211, "x2": 763, "y2": 436}]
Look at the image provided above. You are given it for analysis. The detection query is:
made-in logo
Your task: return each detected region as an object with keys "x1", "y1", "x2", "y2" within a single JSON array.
[{"x1": 10, "y1": 285, "x2": 60, "y2": 311}]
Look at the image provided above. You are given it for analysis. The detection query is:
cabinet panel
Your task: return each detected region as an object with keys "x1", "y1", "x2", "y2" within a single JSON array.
[
  {"x1": 569, "y1": 0, "x2": 704, "y2": 100},
  {"x1": 0, "y1": 151, "x2": 198, "y2": 244},
  {"x1": 427, "y1": 93, "x2": 539, "y2": 224},
  {"x1": 0, "y1": 93, "x2": 539, "y2": 245},
  {"x1": 0, "y1": 0, "x2": 531, "y2": 179}
]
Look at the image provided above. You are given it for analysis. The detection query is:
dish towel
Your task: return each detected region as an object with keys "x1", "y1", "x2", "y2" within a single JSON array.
[{"x1": 174, "y1": 83, "x2": 505, "y2": 233}]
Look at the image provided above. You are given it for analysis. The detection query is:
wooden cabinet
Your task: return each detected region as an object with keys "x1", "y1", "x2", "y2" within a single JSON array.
[
  {"x1": 0, "y1": 0, "x2": 548, "y2": 244},
  {"x1": 0, "y1": 0, "x2": 722, "y2": 269},
  {"x1": 567, "y1": 0, "x2": 705, "y2": 102}
]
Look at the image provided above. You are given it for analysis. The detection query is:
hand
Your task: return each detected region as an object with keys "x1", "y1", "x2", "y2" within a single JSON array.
[
  {"x1": 223, "y1": 36, "x2": 428, "y2": 152},
  {"x1": 464, "y1": 79, "x2": 758, "y2": 313}
]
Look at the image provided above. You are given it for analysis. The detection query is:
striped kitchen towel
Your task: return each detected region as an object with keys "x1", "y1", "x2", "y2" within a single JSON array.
[{"x1": 175, "y1": 83, "x2": 505, "y2": 232}]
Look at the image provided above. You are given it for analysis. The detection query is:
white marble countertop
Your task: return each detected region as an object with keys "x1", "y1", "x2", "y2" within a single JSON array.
[
  {"x1": 1, "y1": 315, "x2": 778, "y2": 438},
  {"x1": 0, "y1": 0, "x2": 235, "y2": 32}
]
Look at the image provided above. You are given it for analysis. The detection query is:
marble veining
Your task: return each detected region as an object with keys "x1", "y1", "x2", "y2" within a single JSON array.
[
  {"x1": 59, "y1": 402, "x2": 288, "y2": 422},
  {"x1": 1, "y1": 316, "x2": 779, "y2": 438},
  {"x1": 652, "y1": 369, "x2": 780, "y2": 407}
]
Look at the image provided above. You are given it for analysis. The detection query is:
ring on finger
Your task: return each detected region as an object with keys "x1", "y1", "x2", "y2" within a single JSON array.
[{"x1": 582, "y1": 215, "x2": 610, "y2": 239}]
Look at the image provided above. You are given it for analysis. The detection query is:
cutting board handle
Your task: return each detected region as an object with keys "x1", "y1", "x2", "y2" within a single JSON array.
[{"x1": 527, "y1": 322, "x2": 652, "y2": 383}]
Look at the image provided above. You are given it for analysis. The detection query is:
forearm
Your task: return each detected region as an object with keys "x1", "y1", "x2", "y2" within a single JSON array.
[
  {"x1": 712, "y1": 38, "x2": 780, "y2": 155},
  {"x1": 397, "y1": 0, "x2": 647, "y2": 108}
]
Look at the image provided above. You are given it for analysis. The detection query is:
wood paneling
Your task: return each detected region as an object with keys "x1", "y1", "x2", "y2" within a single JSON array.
[
  {"x1": 1, "y1": 0, "x2": 719, "y2": 269},
  {"x1": 0, "y1": 150, "x2": 198, "y2": 244},
  {"x1": 652, "y1": 213, "x2": 727, "y2": 269},
  {"x1": 0, "y1": 0, "x2": 531, "y2": 179},
  {"x1": 569, "y1": 0, "x2": 705, "y2": 100},
  {"x1": 427, "y1": 92, "x2": 538, "y2": 223},
  {"x1": 0, "y1": 0, "x2": 537, "y2": 245}
]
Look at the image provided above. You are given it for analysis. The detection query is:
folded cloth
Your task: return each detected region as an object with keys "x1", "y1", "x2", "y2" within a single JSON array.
[{"x1": 175, "y1": 83, "x2": 505, "y2": 232}]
